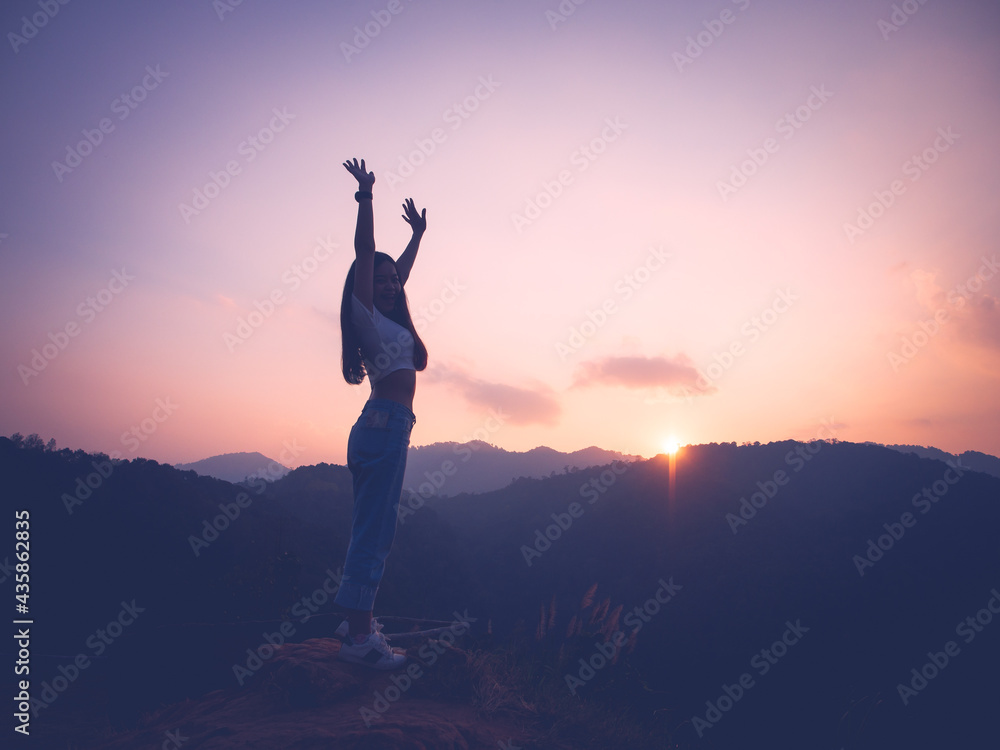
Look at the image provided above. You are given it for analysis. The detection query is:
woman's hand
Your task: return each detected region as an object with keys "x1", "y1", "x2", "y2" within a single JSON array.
[
  {"x1": 401, "y1": 198, "x2": 426, "y2": 234},
  {"x1": 343, "y1": 157, "x2": 375, "y2": 190}
]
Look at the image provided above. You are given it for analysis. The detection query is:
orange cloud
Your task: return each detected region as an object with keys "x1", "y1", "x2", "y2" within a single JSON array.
[
  {"x1": 571, "y1": 353, "x2": 706, "y2": 394},
  {"x1": 909, "y1": 258, "x2": 1000, "y2": 352},
  {"x1": 424, "y1": 364, "x2": 561, "y2": 426}
]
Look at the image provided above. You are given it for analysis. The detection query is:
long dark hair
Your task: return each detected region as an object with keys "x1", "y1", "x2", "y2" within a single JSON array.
[{"x1": 341, "y1": 252, "x2": 428, "y2": 384}]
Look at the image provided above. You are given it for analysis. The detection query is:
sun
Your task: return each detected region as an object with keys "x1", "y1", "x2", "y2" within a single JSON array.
[{"x1": 662, "y1": 437, "x2": 681, "y2": 455}]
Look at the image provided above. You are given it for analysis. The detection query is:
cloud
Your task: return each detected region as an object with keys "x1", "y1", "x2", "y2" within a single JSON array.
[
  {"x1": 959, "y1": 295, "x2": 1000, "y2": 350},
  {"x1": 570, "y1": 353, "x2": 712, "y2": 396},
  {"x1": 425, "y1": 365, "x2": 561, "y2": 426},
  {"x1": 910, "y1": 260, "x2": 1000, "y2": 351}
]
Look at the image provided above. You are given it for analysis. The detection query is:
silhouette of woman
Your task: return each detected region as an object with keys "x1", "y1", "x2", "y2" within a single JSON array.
[{"x1": 333, "y1": 157, "x2": 428, "y2": 669}]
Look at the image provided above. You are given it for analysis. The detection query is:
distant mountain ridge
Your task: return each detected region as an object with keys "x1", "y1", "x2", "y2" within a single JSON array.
[
  {"x1": 174, "y1": 451, "x2": 289, "y2": 483},
  {"x1": 172, "y1": 442, "x2": 999, "y2": 495},
  {"x1": 401, "y1": 440, "x2": 641, "y2": 497},
  {"x1": 879, "y1": 442, "x2": 1000, "y2": 480}
]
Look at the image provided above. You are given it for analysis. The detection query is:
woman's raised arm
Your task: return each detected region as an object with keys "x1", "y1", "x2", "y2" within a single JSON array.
[
  {"x1": 395, "y1": 197, "x2": 426, "y2": 287},
  {"x1": 343, "y1": 157, "x2": 376, "y2": 312}
]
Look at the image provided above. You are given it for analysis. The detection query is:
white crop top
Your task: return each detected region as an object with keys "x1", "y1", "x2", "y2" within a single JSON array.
[{"x1": 351, "y1": 293, "x2": 416, "y2": 383}]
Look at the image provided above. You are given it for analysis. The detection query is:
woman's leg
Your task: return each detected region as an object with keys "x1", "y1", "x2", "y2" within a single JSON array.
[{"x1": 334, "y1": 400, "x2": 414, "y2": 634}]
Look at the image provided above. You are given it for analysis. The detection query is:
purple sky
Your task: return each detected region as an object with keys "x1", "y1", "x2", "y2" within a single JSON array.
[{"x1": 2, "y1": 0, "x2": 999, "y2": 466}]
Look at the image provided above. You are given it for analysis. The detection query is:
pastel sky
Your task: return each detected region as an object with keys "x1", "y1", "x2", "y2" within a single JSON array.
[{"x1": 2, "y1": 0, "x2": 999, "y2": 467}]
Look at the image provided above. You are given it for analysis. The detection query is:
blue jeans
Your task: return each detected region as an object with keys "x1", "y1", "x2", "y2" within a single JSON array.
[{"x1": 334, "y1": 398, "x2": 415, "y2": 612}]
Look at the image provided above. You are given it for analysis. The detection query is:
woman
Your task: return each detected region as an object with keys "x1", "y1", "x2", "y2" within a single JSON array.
[{"x1": 333, "y1": 157, "x2": 428, "y2": 669}]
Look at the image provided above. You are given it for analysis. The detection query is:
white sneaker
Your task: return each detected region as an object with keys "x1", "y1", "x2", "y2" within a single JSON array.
[
  {"x1": 336, "y1": 618, "x2": 407, "y2": 670},
  {"x1": 333, "y1": 619, "x2": 351, "y2": 643}
]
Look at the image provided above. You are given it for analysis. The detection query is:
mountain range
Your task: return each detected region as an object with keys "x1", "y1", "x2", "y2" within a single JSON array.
[
  {"x1": 881, "y1": 442, "x2": 1000, "y2": 479},
  {"x1": 173, "y1": 451, "x2": 291, "y2": 483},
  {"x1": 7, "y1": 435, "x2": 999, "y2": 748}
]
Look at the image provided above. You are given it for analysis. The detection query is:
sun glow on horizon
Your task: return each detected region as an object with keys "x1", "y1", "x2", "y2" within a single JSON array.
[{"x1": 663, "y1": 437, "x2": 681, "y2": 455}]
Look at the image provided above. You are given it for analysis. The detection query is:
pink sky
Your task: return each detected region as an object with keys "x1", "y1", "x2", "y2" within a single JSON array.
[{"x1": 2, "y1": 0, "x2": 999, "y2": 466}]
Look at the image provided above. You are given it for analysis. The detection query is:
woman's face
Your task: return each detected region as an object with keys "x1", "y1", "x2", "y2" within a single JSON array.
[{"x1": 373, "y1": 260, "x2": 401, "y2": 315}]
